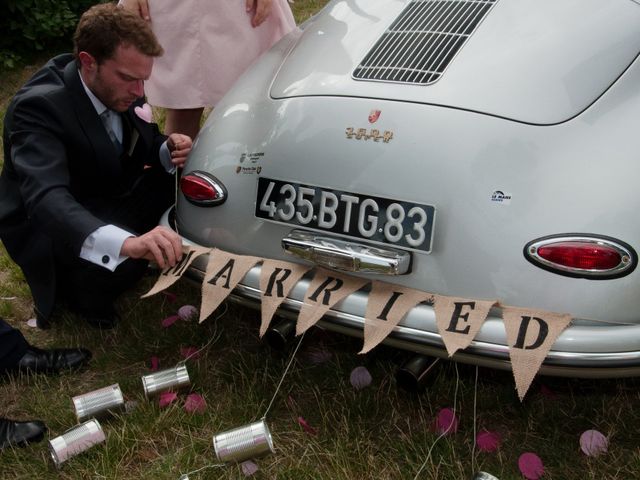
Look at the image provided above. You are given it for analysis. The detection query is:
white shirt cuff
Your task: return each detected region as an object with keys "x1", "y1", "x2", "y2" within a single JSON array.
[
  {"x1": 160, "y1": 141, "x2": 176, "y2": 173},
  {"x1": 80, "y1": 225, "x2": 133, "y2": 272}
]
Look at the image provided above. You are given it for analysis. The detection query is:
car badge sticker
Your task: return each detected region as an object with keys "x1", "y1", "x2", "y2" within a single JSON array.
[
  {"x1": 491, "y1": 190, "x2": 512, "y2": 205},
  {"x1": 368, "y1": 109, "x2": 381, "y2": 124}
]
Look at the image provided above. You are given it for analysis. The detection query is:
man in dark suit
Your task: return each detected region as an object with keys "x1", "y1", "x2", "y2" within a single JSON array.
[{"x1": 0, "y1": 4, "x2": 191, "y2": 328}]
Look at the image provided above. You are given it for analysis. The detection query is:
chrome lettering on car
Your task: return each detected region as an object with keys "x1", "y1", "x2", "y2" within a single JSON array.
[{"x1": 345, "y1": 127, "x2": 394, "y2": 143}]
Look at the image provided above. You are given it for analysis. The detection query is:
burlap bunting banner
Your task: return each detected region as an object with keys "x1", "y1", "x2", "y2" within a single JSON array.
[
  {"x1": 502, "y1": 306, "x2": 572, "y2": 400},
  {"x1": 141, "y1": 244, "x2": 211, "y2": 298},
  {"x1": 259, "y1": 259, "x2": 311, "y2": 337},
  {"x1": 199, "y1": 249, "x2": 262, "y2": 323},
  {"x1": 360, "y1": 281, "x2": 433, "y2": 354},
  {"x1": 296, "y1": 268, "x2": 369, "y2": 336},
  {"x1": 433, "y1": 295, "x2": 497, "y2": 357}
]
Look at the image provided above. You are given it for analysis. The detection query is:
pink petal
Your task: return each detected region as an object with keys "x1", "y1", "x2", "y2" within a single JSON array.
[
  {"x1": 161, "y1": 314, "x2": 180, "y2": 328},
  {"x1": 580, "y1": 429, "x2": 608, "y2": 456},
  {"x1": 184, "y1": 393, "x2": 207, "y2": 414},
  {"x1": 435, "y1": 408, "x2": 459, "y2": 435},
  {"x1": 518, "y1": 452, "x2": 544, "y2": 480},
  {"x1": 134, "y1": 103, "x2": 153, "y2": 123},
  {"x1": 180, "y1": 346, "x2": 200, "y2": 360},
  {"x1": 297, "y1": 416, "x2": 318, "y2": 435},
  {"x1": 241, "y1": 460, "x2": 259, "y2": 476},
  {"x1": 350, "y1": 366, "x2": 372, "y2": 390},
  {"x1": 539, "y1": 384, "x2": 557, "y2": 400},
  {"x1": 26, "y1": 318, "x2": 38, "y2": 328},
  {"x1": 476, "y1": 430, "x2": 501, "y2": 452},
  {"x1": 162, "y1": 291, "x2": 177, "y2": 302},
  {"x1": 306, "y1": 347, "x2": 332, "y2": 365},
  {"x1": 178, "y1": 305, "x2": 198, "y2": 321},
  {"x1": 158, "y1": 391, "x2": 178, "y2": 408},
  {"x1": 150, "y1": 356, "x2": 160, "y2": 372}
]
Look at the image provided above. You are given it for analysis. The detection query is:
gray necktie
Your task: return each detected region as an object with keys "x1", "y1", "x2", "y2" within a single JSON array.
[{"x1": 100, "y1": 110, "x2": 123, "y2": 156}]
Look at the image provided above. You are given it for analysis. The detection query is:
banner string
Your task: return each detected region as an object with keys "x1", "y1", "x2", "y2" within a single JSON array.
[
  {"x1": 412, "y1": 362, "x2": 460, "y2": 480},
  {"x1": 262, "y1": 331, "x2": 306, "y2": 420},
  {"x1": 178, "y1": 462, "x2": 225, "y2": 480},
  {"x1": 471, "y1": 365, "x2": 479, "y2": 474},
  {"x1": 181, "y1": 303, "x2": 228, "y2": 363}
]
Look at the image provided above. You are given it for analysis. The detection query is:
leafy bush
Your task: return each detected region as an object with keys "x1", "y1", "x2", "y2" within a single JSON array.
[{"x1": 1, "y1": 0, "x2": 97, "y2": 69}]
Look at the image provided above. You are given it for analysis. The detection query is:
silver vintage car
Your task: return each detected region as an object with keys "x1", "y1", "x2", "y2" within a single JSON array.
[{"x1": 160, "y1": 0, "x2": 640, "y2": 377}]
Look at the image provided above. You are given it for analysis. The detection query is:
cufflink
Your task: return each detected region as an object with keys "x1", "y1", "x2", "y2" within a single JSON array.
[{"x1": 102, "y1": 255, "x2": 110, "y2": 264}]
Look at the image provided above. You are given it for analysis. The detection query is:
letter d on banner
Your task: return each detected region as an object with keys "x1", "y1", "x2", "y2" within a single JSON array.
[{"x1": 502, "y1": 306, "x2": 572, "y2": 400}]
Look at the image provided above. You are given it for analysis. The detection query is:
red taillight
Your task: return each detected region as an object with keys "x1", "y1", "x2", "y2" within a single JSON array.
[
  {"x1": 524, "y1": 235, "x2": 636, "y2": 279},
  {"x1": 536, "y1": 242, "x2": 621, "y2": 271},
  {"x1": 180, "y1": 172, "x2": 226, "y2": 206}
]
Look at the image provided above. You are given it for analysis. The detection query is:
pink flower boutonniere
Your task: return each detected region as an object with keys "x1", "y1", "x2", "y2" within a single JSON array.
[{"x1": 134, "y1": 103, "x2": 153, "y2": 123}]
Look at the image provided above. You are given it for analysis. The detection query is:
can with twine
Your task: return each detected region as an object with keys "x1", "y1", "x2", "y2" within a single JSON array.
[
  {"x1": 141, "y1": 363, "x2": 190, "y2": 399},
  {"x1": 72, "y1": 383, "x2": 125, "y2": 422},
  {"x1": 49, "y1": 419, "x2": 106, "y2": 468},
  {"x1": 213, "y1": 418, "x2": 274, "y2": 463}
]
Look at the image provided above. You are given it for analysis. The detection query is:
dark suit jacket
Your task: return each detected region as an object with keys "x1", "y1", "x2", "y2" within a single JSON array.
[{"x1": 0, "y1": 53, "x2": 169, "y2": 321}]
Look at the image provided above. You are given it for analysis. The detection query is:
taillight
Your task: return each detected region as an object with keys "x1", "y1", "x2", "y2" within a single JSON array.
[
  {"x1": 524, "y1": 235, "x2": 636, "y2": 279},
  {"x1": 180, "y1": 171, "x2": 227, "y2": 206}
]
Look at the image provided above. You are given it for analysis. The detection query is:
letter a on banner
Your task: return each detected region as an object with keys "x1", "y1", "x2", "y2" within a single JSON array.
[
  {"x1": 141, "y1": 244, "x2": 212, "y2": 298},
  {"x1": 502, "y1": 306, "x2": 572, "y2": 400},
  {"x1": 259, "y1": 259, "x2": 311, "y2": 337},
  {"x1": 360, "y1": 281, "x2": 433, "y2": 354},
  {"x1": 433, "y1": 295, "x2": 496, "y2": 356},
  {"x1": 199, "y1": 249, "x2": 261, "y2": 323},
  {"x1": 296, "y1": 268, "x2": 369, "y2": 335}
]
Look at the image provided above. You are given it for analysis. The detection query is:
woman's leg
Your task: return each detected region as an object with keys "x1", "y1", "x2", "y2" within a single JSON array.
[{"x1": 164, "y1": 108, "x2": 205, "y2": 139}]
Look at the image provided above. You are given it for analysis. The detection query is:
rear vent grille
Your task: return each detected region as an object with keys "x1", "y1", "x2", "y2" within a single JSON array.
[{"x1": 353, "y1": 0, "x2": 498, "y2": 85}]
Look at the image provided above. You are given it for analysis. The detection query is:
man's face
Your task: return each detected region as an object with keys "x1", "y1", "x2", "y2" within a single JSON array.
[{"x1": 81, "y1": 43, "x2": 153, "y2": 112}]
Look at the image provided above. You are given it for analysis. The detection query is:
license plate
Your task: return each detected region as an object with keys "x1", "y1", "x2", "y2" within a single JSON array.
[{"x1": 255, "y1": 177, "x2": 435, "y2": 253}]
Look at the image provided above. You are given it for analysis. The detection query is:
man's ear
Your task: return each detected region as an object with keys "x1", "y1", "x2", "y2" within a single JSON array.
[{"x1": 78, "y1": 51, "x2": 97, "y2": 72}]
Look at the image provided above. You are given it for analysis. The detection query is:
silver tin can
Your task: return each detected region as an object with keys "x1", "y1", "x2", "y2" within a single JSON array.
[
  {"x1": 141, "y1": 363, "x2": 190, "y2": 399},
  {"x1": 72, "y1": 384, "x2": 125, "y2": 422},
  {"x1": 472, "y1": 472, "x2": 500, "y2": 480},
  {"x1": 213, "y1": 419, "x2": 274, "y2": 463},
  {"x1": 49, "y1": 419, "x2": 106, "y2": 468}
]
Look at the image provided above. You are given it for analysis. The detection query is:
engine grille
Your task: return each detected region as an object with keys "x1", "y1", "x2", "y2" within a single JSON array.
[{"x1": 353, "y1": 0, "x2": 498, "y2": 85}]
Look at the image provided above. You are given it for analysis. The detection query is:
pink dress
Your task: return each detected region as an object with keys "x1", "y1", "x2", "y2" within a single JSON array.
[{"x1": 146, "y1": 0, "x2": 296, "y2": 108}]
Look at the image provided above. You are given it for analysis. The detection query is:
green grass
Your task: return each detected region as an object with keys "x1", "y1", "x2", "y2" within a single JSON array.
[{"x1": 2, "y1": 1, "x2": 640, "y2": 479}]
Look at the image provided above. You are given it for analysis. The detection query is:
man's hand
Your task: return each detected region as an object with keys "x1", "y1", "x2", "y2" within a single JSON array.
[
  {"x1": 167, "y1": 134, "x2": 192, "y2": 169},
  {"x1": 246, "y1": 0, "x2": 273, "y2": 27},
  {"x1": 118, "y1": 0, "x2": 151, "y2": 21},
  {"x1": 121, "y1": 226, "x2": 183, "y2": 269}
]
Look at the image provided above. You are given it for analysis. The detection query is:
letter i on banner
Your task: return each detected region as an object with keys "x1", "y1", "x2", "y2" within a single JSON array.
[
  {"x1": 259, "y1": 260, "x2": 311, "y2": 337},
  {"x1": 296, "y1": 268, "x2": 369, "y2": 335},
  {"x1": 360, "y1": 281, "x2": 433, "y2": 354},
  {"x1": 433, "y1": 295, "x2": 496, "y2": 356},
  {"x1": 141, "y1": 245, "x2": 212, "y2": 298},
  {"x1": 502, "y1": 306, "x2": 572, "y2": 400},
  {"x1": 199, "y1": 250, "x2": 262, "y2": 323}
]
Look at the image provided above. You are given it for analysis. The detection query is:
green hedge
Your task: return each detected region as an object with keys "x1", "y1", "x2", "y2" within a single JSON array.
[{"x1": 1, "y1": 0, "x2": 100, "y2": 69}]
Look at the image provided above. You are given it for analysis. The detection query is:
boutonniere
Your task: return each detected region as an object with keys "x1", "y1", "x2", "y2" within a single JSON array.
[{"x1": 134, "y1": 103, "x2": 153, "y2": 123}]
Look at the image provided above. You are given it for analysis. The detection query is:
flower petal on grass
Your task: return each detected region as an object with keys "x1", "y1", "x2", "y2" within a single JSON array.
[
  {"x1": 435, "y1": 408, "x2": 459, "y2": 435},
  {"x1": 580, "y1": 429, "x2": 608, "y2": 456},
  {"x1": 297, "y1": 416, "x2": 318, "y2": 435},
  {"x1": 161, "y1": 314, "x2": 180, "y2": 328},
  {"x1": 539, "y1": 384, "x2": 557, "y2": 400},
  {"x1": 476, "y1": 430, "x2": 501, "y2": 452},
  {"x1": 518, "y1": 452, "x2": 544, "y2": 479},
  {"x1": 350, "y1": 366, "x2": 372, "y2": 390},
  {"x1": 162, "y1": 290, "x2": 177, "y2": 302},
  {"x1": 241, "y1": 460, "x2": 259, "y2": 476},
  {"x1": 178, "y1": 305, "x2": 198, "y2": 321},
  {"x1": 150, "y1": 356, "x2": 160, "y2": 371},
  {"x1": 180, "y1": 346, "x2": 200, "y2": 360},
  {"x1": 159, "y1": 391, "x2": 178, "y2": 408},
  {"x1": 184, "y1": 393, "x2": 206, "y2": 414},
  {"x1": 26, "y1": 318, "x2": 38, "y2": 328}
]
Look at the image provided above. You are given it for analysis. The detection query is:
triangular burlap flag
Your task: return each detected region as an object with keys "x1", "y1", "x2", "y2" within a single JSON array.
[
  {"x1": 199, "y1": 249, "x2": 261, "y2": 323},
  {"x1": 433, "y1": 295, "x2": 496, "y2": 356},
  {"x1": 141, "y1": 244, "x2": 212, "y2": 298},
  {"x1": 360, "y1": 281, "x2": 433, "y2": 354},
  {"x1": 296, "y1": 268, "x2": 369, "y2": 335},
  {"x1": 259, "y1": 260, "x2": 311, "y2": 337},
  {"x1": 502, "y1": 306, "x2": 572, "y2": 400}
]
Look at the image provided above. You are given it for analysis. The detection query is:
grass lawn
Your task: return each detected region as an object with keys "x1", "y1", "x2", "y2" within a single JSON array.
[{"x1": 1, "y1": 1, "x2": 640, "y2": 479}]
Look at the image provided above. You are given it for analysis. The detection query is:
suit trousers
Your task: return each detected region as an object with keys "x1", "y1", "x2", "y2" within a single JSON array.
[{"x1": 0, "y1": 318, "x2": 28, "y2": 370}]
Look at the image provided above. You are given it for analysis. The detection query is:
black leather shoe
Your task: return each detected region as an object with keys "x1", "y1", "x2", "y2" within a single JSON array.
[
  {"x1": 0, "y1": 418, "x2": 47, "y2": 450},
  {"x1": 15, "y1": 346, "x2": 92, "y2": 374}
]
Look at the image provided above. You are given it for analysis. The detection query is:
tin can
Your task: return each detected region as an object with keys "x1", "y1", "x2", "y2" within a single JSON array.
[
  {"x1": 472, "y1": 472, "x2": 500, "y2": 480},
  {"x1": 141, "y1": 363, "x2": 190, "y2": 399},
  {"x1": 213, "y1": 419, "x2": 274, "y2": 463},
  {"x1": 49, "y1": 419, "x2": 106, "y2": 468},
  {"x1": 72, "y1": 384, "x2": 125, "y2": 422}
]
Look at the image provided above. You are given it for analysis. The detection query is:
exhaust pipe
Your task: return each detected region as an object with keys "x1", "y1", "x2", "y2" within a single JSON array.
[
  {"x1": 264, "y1": 317, "x2": 297, "y2": 350},
  {"x1": 395, "y1": 355, "x2": 441, "y2": 393}
]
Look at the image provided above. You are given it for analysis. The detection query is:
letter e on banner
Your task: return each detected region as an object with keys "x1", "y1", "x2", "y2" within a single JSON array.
[
  {"x1": 502, "y1": 306, "x2": 572, "y2": 400},
  {"x1": 296, "y1": 268, "x2": 368, "y2": 335},
  {"x1": 259, "y1": 260, "x2": 311, "y2": 337},
  {"x1": 141, "y1": 245, "x2": 212, "y2": 298}
]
